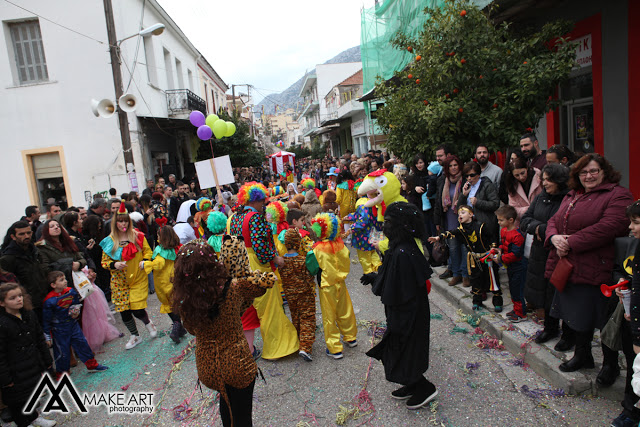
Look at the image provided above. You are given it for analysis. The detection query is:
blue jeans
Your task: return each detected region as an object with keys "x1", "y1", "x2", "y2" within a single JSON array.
[{"x1": 448, "y1": 238, "x2": 468, "y2": 278}]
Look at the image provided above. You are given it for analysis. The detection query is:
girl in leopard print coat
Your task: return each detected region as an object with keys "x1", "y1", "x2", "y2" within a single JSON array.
[{"x1": 172, "y1": 238, "x2": 276, "y2": 427}]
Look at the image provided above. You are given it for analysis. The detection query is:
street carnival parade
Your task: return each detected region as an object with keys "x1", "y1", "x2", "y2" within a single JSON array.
[{"x1": 2, "y1": 0, "x2": 640, "y2": 426}]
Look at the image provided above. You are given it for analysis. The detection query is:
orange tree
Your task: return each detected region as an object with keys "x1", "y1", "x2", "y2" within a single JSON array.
[{"x1": 374, "y1": 0, "x2": 576, "y2": 160}]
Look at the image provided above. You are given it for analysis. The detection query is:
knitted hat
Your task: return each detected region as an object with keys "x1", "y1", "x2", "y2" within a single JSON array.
[
  {"x1": 427, "y1": 161, "x2": 443, "y2": 175},
  {"x1": 311, "y1": 212, "x2": 341, "y2": 241},
  {"x1": 284, "y1": 228, "x2": 301, "y2": 251},
  {"x1": 237, "y1": 182, "x2": 269, "y2": 205}
]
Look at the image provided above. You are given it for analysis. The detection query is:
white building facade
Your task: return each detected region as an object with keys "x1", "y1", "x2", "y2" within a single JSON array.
[{"x1": 0, "y1": 0, "x2": 224, "y2": 230}]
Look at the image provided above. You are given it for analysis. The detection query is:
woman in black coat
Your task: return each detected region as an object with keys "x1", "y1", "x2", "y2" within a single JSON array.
[
  {"x1": 361, "y1": 202, "x2": 437, "y2": 410},
  {"x1": 0, "y1": 283, "x2": 53, "y2": 427},
  {"x1": 520, "y1": 163, "x2": 569, "y2": 344},
  {"x1": 457, "y1": 162, "x2": 500, "y2": 239}
]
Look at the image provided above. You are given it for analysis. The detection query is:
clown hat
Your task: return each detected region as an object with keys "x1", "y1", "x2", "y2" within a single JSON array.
[{"x1": 118, "y1": 200, "x2": 127, "y2": 215}]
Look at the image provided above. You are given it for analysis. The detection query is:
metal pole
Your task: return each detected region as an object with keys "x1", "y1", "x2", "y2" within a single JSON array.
[
  {"x1": 232, "y1": 84, "x2": 236, "y2": 115},
  {"x1": 103, "y1": 0, "x2": 136, "y2": 176}
]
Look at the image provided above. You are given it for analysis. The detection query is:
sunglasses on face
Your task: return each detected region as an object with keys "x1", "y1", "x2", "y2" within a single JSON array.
[{"x1": 464, "y1": 173, "x2": 479, "y2": 178}]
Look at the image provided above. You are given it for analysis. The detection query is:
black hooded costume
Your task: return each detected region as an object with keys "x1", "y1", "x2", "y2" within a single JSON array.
[{"x1": 362, "y1": 202, "x2": 433, "y2": 386}]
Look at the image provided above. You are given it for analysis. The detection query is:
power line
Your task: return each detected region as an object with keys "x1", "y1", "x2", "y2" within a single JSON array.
[
  {"x1": 125, "y1": 0, "x2": 146, "y2": 92},
  {"x1": 3, "y1": 0, "x2": 106, "y2": 45}
]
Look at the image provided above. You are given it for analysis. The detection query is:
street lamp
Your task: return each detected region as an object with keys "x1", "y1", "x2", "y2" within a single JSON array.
[{"x1": 118, "y1": 23, "x2": 165, "y2": 45}]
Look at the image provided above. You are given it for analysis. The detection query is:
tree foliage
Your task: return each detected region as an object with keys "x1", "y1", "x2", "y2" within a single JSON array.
[
  {"x1": 196, "y1": 109, "x2": 264, "y2": 167},
  {"x1": 375, "y1": 0, "x2": 576, "y2": 161}
]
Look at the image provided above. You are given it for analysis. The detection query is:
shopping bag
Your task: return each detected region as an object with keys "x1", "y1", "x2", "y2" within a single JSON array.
[{"x1": 72, "y1": 271, "x2": 94, "y2": 300}]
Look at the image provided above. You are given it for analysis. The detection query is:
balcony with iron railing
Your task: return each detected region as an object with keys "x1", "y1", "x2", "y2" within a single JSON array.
[{"x1": 166, "y1": 89, "x2": 206, "y2": 118}]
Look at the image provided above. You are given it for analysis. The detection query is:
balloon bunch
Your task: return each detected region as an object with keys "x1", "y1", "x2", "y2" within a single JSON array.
[
  {"x1": 189, "y1": 111, "x2": 237, "y2": 141},
  {"x1": 276, "y1": 140, "x2": 284, "y2": 148}
]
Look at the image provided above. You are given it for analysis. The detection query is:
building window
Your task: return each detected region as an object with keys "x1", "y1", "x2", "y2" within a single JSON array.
[
  {"x1": 8, "y1": 19, "x2": 49, "y2": 85},
  {"x1": 175, "y1": 58, "x2": 184, "y2": 88},
  {"x1": 187, "y1": 69, "x2": 193, "y2": 91},
  {"x1": 163, "y1": 48, "x2": 174, "y2": 89},
  {"x1": 143, "y1": 36, "x2": 158, "y2": 86}
]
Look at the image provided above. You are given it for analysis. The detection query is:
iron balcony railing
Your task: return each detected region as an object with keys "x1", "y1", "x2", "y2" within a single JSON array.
[{"x1": 166, "y1": 89, "x2": 206, "y2": 116}]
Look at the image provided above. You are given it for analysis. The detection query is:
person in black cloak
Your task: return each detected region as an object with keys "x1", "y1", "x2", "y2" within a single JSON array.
[{"x1": 360, "y1": 201, "x2": 437, "y2": 409}]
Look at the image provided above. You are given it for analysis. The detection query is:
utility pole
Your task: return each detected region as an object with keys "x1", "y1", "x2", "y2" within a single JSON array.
[
  {"x1": 232, "y1": 84, "x2": 236, "y2": 114},
  {"x1": 103, "y1": 0, "x2": 136, "y2": 176}
]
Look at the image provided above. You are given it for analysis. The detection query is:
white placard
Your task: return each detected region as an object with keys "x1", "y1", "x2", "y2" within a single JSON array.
[{"x1": 195, "y1": 155, "x2": 235, "y2": 189}]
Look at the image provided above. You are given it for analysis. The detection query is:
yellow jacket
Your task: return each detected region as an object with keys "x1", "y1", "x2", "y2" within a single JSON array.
[{"x1": 313, "y1": 244, "x2": 350, "y2": 287}]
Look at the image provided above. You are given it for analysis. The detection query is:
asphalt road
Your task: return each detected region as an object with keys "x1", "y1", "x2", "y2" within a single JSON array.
[{"x1": 33, "y1": 247, "x2": 621, "y2": 426}]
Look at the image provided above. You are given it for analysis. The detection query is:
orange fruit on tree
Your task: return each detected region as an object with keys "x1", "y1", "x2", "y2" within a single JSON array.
[
  {"x1": 416, "y1": 79, "x2": 421, "y2": 84},
  {"x1": 408, "y1": 74, "x2": 413, "y2": 79},
  {"x1": 460, "y1": 59, "x2": 466, "y2": 64},
  {"x1": 458, "y1": 108, "x2": 464, "y2": 113},
  {"x1": 423, "y1": 100, "x2": 429, "y2": 105},
  {"x1": 416, "y1": 55, "x2": 422, "y2": 61},
  {"x1": 407, "y1": 46, "x2": 413, "y2": 52},
  {"x1": 460, "y1": 10, "x2": 467, "y2": 16},
  {"x1": 453, "y1": 88, "x2": 459, "y2": 94},
  {"x1": 493, "y1": 103, "x2": 498, "y2": 108}
]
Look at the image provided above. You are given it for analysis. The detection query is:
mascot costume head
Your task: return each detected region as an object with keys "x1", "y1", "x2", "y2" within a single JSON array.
[{"x1": 357, "y1": 169, "x2": 407, "y2": 222}]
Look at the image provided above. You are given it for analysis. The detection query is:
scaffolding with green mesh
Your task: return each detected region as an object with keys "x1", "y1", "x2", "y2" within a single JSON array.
[{"x1": 360, "y1": 0, "x2": 492, "y2": 141}]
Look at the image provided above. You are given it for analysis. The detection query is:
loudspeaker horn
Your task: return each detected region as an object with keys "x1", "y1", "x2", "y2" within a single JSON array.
[
  {"x1": 118, "y1": 93, "x2": 137, "y2": 113},
  {"x1": 91, "y1": 98, "x2": 116, "y2": 118}
]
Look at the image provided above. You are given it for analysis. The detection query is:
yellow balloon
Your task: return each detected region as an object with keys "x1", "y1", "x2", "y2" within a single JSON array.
[
  {"x1": 212, "y1": 120, "x2": 227, "y2": 139},
  {"x1": 225, "y1": 122, "x2": 236, "y2": 137},
  {"x1": 205, "y1": 114, "x2": 219, "y2": 128}
]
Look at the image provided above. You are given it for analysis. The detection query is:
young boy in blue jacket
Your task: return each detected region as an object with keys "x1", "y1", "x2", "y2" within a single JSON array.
[{"x1": 42, "y1": 271, "x2": 108, "y2": 377}]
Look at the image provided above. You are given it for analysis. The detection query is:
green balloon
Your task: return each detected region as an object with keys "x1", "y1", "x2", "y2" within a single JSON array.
[
  {"x1": 205, "y1": 114, "x2": 219, "y2": 128},
  {"x1": 225, "y1": 122, "x2": 236, "y2": 137},
  {"x1": 212, "y1": 119, "x2": 227, "y2": 139}
]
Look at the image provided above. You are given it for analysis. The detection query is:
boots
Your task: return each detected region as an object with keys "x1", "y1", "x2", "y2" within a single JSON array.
[
  {"x1": 169, "y1": 321, "x2": 183, "y2": 343},
  {"x1": 596, "y1": 344, "x2": 621, "y2": 386},
  {"x1": 554, "y1": 322, "x2": 576, "y2": 352},
  {"x1": 535, "y1": 311, "x2": 560, "y2": 344},
  {"x1": 559, "y1": 330, "x2": 595, "y2": 372},
  {"x1": 492, "y1": 295, "x2": 503, "y2": 313}
]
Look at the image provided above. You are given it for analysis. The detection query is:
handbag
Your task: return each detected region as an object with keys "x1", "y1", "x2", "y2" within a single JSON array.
[
  {"x1": 431, "y1": 239, "x2": 449, "y2": 266},
  {"x1": 549, "y1": 257, "x2": 574, "y2": 292}
]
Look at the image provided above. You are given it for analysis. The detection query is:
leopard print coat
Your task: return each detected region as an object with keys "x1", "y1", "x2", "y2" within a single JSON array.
[{"x1": 192, "y1": 236, "x2": 276, "y2": 396}]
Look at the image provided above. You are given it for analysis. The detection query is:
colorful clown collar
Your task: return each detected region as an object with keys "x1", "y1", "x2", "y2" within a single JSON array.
[
  {"x1": 99, "y1": 231, "x2": 145, "y2": 262},
  {"x1": 152, "y1": 244, "x2": 181, "y2": 261},
  {"x1": 336, "y1": 180, "x2": 356, "y2": 191}
]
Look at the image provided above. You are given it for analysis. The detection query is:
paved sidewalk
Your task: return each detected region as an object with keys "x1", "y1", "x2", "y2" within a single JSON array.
[{"x1": 430, "y1": 265, "x2": 627, "y2": 399}]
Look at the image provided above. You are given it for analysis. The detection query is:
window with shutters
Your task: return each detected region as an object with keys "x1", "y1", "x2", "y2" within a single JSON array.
[{"x1": 8, "y1": 19, "x2": 49, "y2": 85}]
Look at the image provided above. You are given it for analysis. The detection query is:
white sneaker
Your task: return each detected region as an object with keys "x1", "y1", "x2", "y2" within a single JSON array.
[
  {"x1": 125, "y1": 335, "x2": 142, "y2": 350},
  {"x1": 30, "y1": 416, "x2": 57, "y2": 427},
  {"x1": 146, "y1": 321, "x2": 157, "y2": 338}
]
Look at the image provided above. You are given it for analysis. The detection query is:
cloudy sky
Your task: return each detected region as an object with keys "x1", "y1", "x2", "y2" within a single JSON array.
[{"x1": 157, "y1": 0, "x2": 371, "y2": 103}]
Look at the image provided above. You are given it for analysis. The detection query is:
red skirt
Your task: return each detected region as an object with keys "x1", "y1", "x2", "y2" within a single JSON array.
[{"x1": 241, "y1": 306, "x2": 260, "y2": 330}]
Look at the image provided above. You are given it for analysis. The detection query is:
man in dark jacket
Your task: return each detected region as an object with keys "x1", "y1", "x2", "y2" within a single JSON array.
[
  {"x1": 0, "y1": 221, "x2": 49, "y2": 324},
  {"x1": 20, "y1": 205, "x2": 41, "y2": 235},
  {"x1": 169, "y1": 182, "x2": 190, "y2": 220}
]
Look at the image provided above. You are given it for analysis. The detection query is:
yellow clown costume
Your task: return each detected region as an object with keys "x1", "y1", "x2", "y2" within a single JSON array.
[
  {"x1": 142, "y1": 245, "x2": 179, "y2": 313},
  {"x1": 311, "y1": 213, "x2": 358, "y2": 356},
  {"x1": 229, "y1": 182, "x2": 299, "y2": 360},
  {"x1": 100, "y1": 230, "x2": 152, "y2": 312}
]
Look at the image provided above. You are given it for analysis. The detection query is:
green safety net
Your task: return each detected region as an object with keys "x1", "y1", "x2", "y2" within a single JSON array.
[{"x1": 360, "y1": 0, "x2": 493, "y2": 97}]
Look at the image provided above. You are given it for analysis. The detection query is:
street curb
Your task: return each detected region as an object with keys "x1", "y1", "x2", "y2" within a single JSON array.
[{"x1": 430, "y1": 268, "x2": 625, "y2": 398}]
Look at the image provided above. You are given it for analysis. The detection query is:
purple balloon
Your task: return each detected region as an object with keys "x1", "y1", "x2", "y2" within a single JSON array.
[
  {"x1": 197, "y1": 125, "x2": 212, "y2": 141},
  {"x1": 189, "y1": 111, "x2": 205, "y2": 127}
]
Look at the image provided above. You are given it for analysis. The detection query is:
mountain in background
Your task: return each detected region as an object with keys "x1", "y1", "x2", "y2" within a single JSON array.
[{"x1": 256, "y1": 46, "x2": 361, "y2": 115}]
